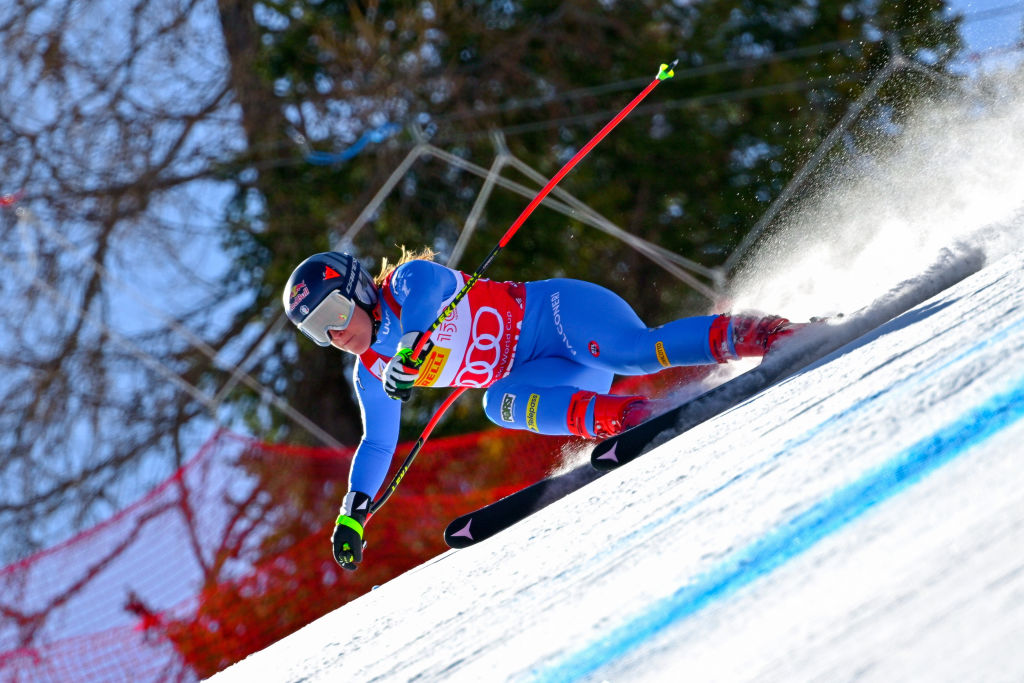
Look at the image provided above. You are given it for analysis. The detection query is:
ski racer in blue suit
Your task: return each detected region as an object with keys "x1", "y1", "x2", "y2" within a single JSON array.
[{"x1": 283, "y1": 250, "x2": 801, "y2": 570}]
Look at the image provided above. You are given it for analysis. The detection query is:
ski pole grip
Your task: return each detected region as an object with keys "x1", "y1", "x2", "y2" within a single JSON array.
[{"x1": 411, "y1": 330, "x2": 434, "y2": 362}]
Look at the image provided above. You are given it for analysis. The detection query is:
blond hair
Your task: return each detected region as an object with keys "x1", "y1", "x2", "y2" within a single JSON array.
[{"x1": 374, "y1": 245, "x2": 438, "y2": 286}]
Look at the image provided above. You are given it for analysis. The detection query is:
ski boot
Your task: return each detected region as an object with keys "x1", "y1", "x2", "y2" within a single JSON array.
[
  {"x1": 567, "y1": 391, "x2": 653, "y2": 439},
  {"x1": 708, "y1": 314, "x2": 806, "y2": 362}
]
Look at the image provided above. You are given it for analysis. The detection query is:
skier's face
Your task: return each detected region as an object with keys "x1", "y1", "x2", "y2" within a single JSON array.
[{"x1": 328, "y1": 306, "x2": 372, "y2": 355}]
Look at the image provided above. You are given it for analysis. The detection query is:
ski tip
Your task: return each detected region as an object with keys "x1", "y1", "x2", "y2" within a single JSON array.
[
  {"x1": 591, "y1": 441, "x2": 622, "y2": 471},
  {"x1": 443, "y1": 516, "x2": 477, "y2": 549}
]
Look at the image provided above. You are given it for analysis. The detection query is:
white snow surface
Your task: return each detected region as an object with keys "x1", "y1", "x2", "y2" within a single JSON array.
[
  {"x1": 211, "y1": 75, "x2": 1024, "y2": 682},
  {"x1": 210, "y1": 247, "x2": 1024, "y2": 683}
]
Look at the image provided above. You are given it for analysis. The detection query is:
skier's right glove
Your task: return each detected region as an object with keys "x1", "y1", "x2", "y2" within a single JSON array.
[
  {"x1": 332, "y1": 491, "x2": 371, "y2": 571},
  {"x1": 382, "y1": 331, "x2": 433, "y2": 401}
]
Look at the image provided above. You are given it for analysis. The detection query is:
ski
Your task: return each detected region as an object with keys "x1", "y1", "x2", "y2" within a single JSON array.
[
  {"x1": 444, "y1": 466, "x2": 603, "y2": 548},
  {"x1": 591, "y1": 321, "x2": 834, "y2": 471},
  {"x1": 593, "y1": 249, "x2": 982, "y2": 469},
  {"x1": 444, "y1": 247, "x2": 983, "y2": 548}
]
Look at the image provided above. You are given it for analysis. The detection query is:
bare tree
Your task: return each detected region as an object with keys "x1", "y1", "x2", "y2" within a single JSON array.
[
  {"x1": 0, "y1": 0, "x2": 255, "y2": 564},
  {"x1": 0, "y1": 0, "x2": 966, "y2": 568}
]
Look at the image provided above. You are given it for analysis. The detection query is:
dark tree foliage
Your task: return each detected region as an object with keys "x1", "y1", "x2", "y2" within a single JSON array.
[{"x1": 216, "y1": 0, "x2": 962, "y2": 443}]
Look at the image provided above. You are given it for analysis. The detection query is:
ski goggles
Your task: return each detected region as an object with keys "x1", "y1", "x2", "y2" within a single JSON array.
[{"x1": 297, "y1": 291, "x2": 355, "y2": 347}]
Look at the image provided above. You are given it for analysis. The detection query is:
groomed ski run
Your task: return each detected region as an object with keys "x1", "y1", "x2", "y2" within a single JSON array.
[{"x1": 211, "y1": 241, "x2": 1024, "y2": 682}]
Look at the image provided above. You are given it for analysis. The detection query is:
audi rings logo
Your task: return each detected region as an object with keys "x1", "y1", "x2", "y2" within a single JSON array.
[{"x1": 455, "y1": 306, "x2": 506, "y2": 387}]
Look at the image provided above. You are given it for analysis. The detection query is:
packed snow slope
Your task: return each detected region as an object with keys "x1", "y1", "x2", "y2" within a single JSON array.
[
  {"x1": 213, "y1": 72, "x2": 1024, "y2": 682},
  {"x1": 213, "y1": 245, "x2": 1024, "y2": 683}
]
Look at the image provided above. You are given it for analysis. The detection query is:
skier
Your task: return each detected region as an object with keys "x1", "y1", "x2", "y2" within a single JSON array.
[{"x1": 283, "y1": 249, "x2": 804, "y2": 570}]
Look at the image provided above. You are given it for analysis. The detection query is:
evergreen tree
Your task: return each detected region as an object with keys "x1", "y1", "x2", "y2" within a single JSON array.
[{"x1": 216, "y1": 0, "x2": 962, "y2": 443}]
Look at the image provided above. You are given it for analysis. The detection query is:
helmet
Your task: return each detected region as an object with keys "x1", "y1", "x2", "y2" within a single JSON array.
[{"x1": 283, "y1": 252, "x2": 378, "y2": 347}]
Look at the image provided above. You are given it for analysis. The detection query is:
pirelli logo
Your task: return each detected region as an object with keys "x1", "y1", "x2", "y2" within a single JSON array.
[
  {"x1": 655, "y1": 341, "x2": 671, "y2": 368},
  {"x1": 415, "y1": 347, "x2": 451, "y2": 386},
  {"x1": 526, "y1": 394, "x2": 541, "y2": 432}
]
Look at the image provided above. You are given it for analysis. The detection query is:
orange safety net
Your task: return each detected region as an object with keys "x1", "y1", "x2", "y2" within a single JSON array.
[{"x1": 0, "y1": 367, "x2": 707, "y2": 681}]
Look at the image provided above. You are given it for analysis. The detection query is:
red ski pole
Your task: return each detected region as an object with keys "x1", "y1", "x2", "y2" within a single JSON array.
[{"x1": 370, "y1": 61, "x2": 677, "y2": 514}]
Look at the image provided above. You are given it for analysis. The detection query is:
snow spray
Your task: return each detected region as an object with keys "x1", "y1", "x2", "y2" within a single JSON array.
[{"x1": 728, "y1": 67, "x2": 1024, "y2": 320}]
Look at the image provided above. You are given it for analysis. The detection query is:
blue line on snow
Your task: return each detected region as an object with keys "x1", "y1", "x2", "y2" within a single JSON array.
[
  {"x1": 534, "y1": 374, "x2": 1024, "y2": 682},
  {"x1": 761, "y1": 312, "x2": 1024, "y2": 462},
  {"x1": 584, "y1": 313, "x2": 1024, "y2": 596}
]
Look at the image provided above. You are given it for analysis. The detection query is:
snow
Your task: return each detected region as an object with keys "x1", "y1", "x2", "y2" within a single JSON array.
[
  {"x1": 209, "y1": 74, "x2": 1024, "y2": 682},
  {"x1": 208, "y1": 237, "x2": 1024, "y2": 683}
]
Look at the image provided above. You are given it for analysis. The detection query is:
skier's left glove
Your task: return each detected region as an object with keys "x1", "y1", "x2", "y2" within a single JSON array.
[
  {"x1": 383, "y1": 331, "x2": 432, "y2": 401},
  {"x1": 332, "y1": 491, "x2": 371, "y2": 571}
]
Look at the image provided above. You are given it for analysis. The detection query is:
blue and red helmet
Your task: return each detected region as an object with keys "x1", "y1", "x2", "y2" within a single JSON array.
[{"x1": 283, "y1": 252, "x2": 378, "y2": 346}]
